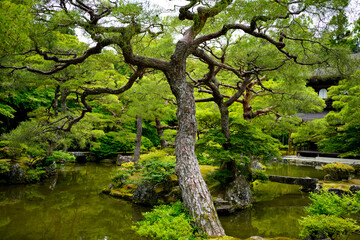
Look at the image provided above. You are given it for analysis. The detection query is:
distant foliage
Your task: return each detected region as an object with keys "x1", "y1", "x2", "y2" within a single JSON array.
[
  {"x1": 45, "y1": 151, "x2": 76, "y2": 166},
  {"x1": 196, "y1": 153, "x2": 215, "y2": 165},
  {"x1": 90, "y1": 131, "x2": 154, "y2": 159},
  {"x1": 250, "y1": 169, "x2": 269, "y2": 182},
  {"x1": 133, "y1": 201, "x2": 198, "y2": 240},
  {"x1": 197, "y1": 119, "x2": 281, "y2": 166},
  {"x1": 318, "y1": 72, "x2": 360, "y2": 157}
]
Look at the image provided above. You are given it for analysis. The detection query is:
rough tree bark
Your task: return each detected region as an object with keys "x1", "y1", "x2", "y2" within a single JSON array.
[
  {"x1": 165, "y1": 40, "x2": 225, "y2": 236},
  {"x1": 134, "y1": 115, "x2": 142, "y2": 163},
  {"x1": 60, "y1": 87, "x2": 69, "y2": 114},
  {"x1": 155, "y1": 118, "x2": 167, "y2": 149}
]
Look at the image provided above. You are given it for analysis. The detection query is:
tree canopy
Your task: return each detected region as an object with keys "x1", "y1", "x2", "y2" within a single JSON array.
[{"x1": 0, "y1": 0, "x2": 359, "y2": 237}]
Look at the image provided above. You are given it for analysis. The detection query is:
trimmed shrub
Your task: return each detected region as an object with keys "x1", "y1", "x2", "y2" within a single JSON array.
[
  {"x1": 299, "y1": 215, "x2": 359, "y2": 240},
  {"x1": 112, "y1": 162, "x2": 136, "y2": 186},
  {"x1": 322, "y1": 162, "x2": 355, "y2": 180}
]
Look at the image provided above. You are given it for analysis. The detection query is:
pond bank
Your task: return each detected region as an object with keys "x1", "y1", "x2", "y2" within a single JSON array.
[{"x1": 282, "y1": 155, "x2": 360, "y2": 166}]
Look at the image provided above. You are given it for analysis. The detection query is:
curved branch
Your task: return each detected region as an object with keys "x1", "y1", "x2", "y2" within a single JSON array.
[{"x1": 52, "y1": 66, "x2": 145, "y2": 131}]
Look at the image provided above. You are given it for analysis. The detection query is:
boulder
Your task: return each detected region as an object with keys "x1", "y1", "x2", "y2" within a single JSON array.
[
  {"x1": 8, "y1": 164, "x2": 25, "y2": 184},
  {"x1": 117, "y1": 155, "x2": 133, "y2": 166},
  {"x1": 350, "y1": 185, "x2": 360, "y2": 193},
  {"x1": 132, "y1": 180, "x2": 178, "y2": 205},
  {"x1": 326, "y1": 188, "x2": 347, "y2": 196},
  {"x1": 250, "y1": 161, "x2": 265, "y2": 170},
  {"x1": 213, "y1": 198, "x2": 236, "y2": 215},
  {"x1": 46, "y1": 163, "x2": 57, "y2": 176},
  {"x1": 223, "y1": 175, "x2": 251, "y2": 209}
]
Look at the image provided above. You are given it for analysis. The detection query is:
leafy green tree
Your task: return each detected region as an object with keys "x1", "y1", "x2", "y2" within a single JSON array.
[
  {"x1": 0, "y1": 0, "x2": 354, "y2": 236},
  {"x1": 318, "y1": 71, "x2": 360, "y2": 156}
]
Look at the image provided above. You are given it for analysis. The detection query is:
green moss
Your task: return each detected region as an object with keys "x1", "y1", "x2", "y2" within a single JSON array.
[{"x1": 109, "y1": 189, "x2": 133, "y2": 201}]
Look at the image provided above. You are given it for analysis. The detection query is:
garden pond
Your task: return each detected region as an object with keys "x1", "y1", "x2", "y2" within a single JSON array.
[{"x1": 0, "y1": 162, "x2": 358, "y2": 240}]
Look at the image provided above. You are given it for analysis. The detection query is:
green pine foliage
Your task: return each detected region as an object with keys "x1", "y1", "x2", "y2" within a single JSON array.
[
  {"x1": 90, "y1": 131, "x2": 154, "y2": 159},
  {"x1": 197, "y1": 119, "x2": 281, "y2": 166},
  {"x1": 318, "y1": 71, "x2": 360, "y2": 157},
  {"x1": 44, "y1": 151, "x2": 76, "y2": 166}
]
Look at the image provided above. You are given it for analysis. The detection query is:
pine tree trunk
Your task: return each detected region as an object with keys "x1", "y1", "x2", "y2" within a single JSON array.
[
  {"x1": 219, "y1": 103, "x2": 236, "y2": 180},
  {"x1": 53, "y1": 85, "x2": 60, "y2": 116},
  {"x1": 155, "y1": 118, "x2": 167, "y2": 149},
  {"x1": 134, "y1": 115, "x2": 142, "y2": 163},
  {"x1": 60, "y1": 87, "x2": 69, "y2": 114},
  {"x1": 165, "y1": 42, "x2": 225, "y2": 236}
]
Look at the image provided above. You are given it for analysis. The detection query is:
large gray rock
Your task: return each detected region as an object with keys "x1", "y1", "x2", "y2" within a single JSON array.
[
  {"x1": 213, "y1": 198, "x2": 236, "y2": 215},
  {"x1": 8, "y1": 164, "x2": 25, "y2": 184},
  {"x1": 327, "y1": 188, "x2": 347, "y2": 196},
  {"x1": 223, "y1": 175, "x2": 251, "y2": 208},
  {"x1": 350, "y1": 185, "x2": 360, "y2": 193},
  {"x1": 250, "y1": 161, "x2": 265, "y2": 170},
  {"x1": 132, "y1": 180, "x2": 178, "y2": 205},
  {"x1": 116, "y1": 155, "x2": 133, "y2": 166},
  {"x1": 46, "y1": 162, "x2": 58, "y2": 176}
]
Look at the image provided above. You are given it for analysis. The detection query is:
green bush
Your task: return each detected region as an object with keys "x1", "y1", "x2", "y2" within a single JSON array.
[
  {"x1": 206, "y1": 169, "x2": 234, "y2": 186},
  {"x1": 299, "y1": 215, "x2": 359, "y2": 240},
  {"x1": 0, "y1": 161, "x2": 10, "y2": 173},
  {"x1": 25, "y1": 168, "x2": 47, "y2": 183},
  {"x1": 250, "y1": 169, "x2": 268, "y2": 182},
  {"x1": 112, "y1": 162, "x2": 136, "y2": 185},
  {"x1": 140, "y1": 152, "x2": 176, "y2": 183},
  {"x1": 90, "y1": 131, "x2": 154, "y2": 159},
  {"x1": 322, "y1": 162, "x2": 355, "y2": 180},
  {"x1": 306, "y1": 191, "x2": 360, "y2": 217},
  {"x1": 44, "y1": 151, "x2": 76, "y2": 166},
  {"x1": 133, "y1": 201, "x2": 198, "y2": 240},
  {"x1": 299, "y1": 191, "x2": 360, "y2": 240}
]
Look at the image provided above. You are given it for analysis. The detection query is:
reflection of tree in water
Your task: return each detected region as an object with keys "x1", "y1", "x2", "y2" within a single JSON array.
[
  {"x1": 251, "y1": 205, "x2": 305, "y2": 238},
  {"x1": 252, "y1": 181, "x2": 304, "y2": 202},
  {"x1": 250, "y1": 196, "x2": 311, "y2": 238},
  {"x1": 0, "y1": 163, "x2": 147, "y2": 240}
]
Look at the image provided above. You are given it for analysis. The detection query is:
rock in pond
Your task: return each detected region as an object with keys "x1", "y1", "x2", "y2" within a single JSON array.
[
  {"x1": 8, "y1": 164, "x2": 25, "y2": 184},
  {"x1": 214, "y1": 175, "x2": 252, "y2": 214},
  {"x1": 132, "y1": 180, "x2": 179, "y2": 205},
  {"x1": 116, "y1": 155, "x2": 133, "y2": 166},
  {"x1": 224, "y1": 175, "x2": 251, "y2": 207}
]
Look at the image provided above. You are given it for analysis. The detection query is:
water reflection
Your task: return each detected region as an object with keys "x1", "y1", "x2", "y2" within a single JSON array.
[
  {"x1": 221, "y1": 194, "x2": 310, "y2": 239},
  {"x1": 0, "y1": 163, "x2": 148, "y2": 240},
  {"x1": 0, "y1": 162, "x2": 357, "y2": 240}
]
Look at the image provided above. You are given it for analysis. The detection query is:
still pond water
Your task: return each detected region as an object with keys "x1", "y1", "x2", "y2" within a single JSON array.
[{"x1": 0, "y1": 162, "x2": 357, "y2": 240}]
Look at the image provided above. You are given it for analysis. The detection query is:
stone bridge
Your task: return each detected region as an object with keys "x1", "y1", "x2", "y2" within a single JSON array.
[{"x1": 268, "y1": 175, "x2": 319, "y2": 192}]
